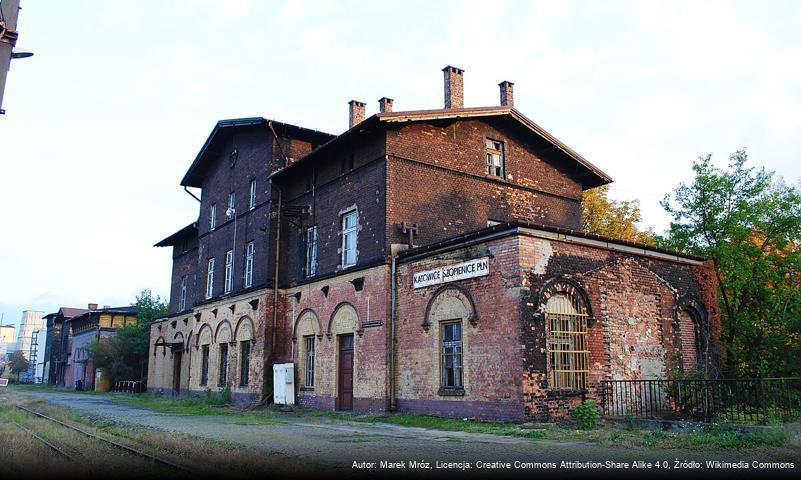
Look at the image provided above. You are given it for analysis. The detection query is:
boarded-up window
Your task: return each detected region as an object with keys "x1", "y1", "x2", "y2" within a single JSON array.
[{"x1": 546, "y1": 294, "x2": 588, "y2": 390}]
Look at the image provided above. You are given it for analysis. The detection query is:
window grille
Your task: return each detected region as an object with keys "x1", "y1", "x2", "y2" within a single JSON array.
[
  {"x1": 441, "y1": 321, "x2": 463, "y2": 389},
  {"x1": 545, "y1": 293, "x2": 589, "y2": 390},
  {"x1": 304, "y1": 336, "x2": 315, "y2": 387},
  {"x1": 239, "y1": 341, "x2": 251, "y2": 386}
]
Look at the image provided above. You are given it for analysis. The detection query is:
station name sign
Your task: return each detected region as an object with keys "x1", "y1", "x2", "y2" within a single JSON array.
[{"x1": 412, "y1": 257, "x2": 489, "y2": 289}]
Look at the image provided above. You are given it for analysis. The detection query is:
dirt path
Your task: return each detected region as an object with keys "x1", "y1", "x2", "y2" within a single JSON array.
[{"x1": 16, "y1": 389, "x2": 801, "y2": 477}]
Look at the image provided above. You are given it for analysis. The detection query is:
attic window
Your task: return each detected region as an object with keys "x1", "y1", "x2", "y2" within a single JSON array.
[{"x1": 485, "y1": 139, "x2": 504, "y2": 178}]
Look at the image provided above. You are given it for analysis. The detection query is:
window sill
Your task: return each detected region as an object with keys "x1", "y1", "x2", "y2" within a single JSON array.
[
  {"x1": 546, "y1": 389, "x2": 585, "y2": 398},
  {"x1": 300, "y1": 386, "x2": 315, "y2": 392},
  {"x1": 438, "y1": 387, "x2": 465, "y2": 397}
]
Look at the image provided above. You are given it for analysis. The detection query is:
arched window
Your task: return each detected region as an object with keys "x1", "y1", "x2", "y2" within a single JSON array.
[{"x1": 545, "y1": 293, "x2": 589, "y2": 391}]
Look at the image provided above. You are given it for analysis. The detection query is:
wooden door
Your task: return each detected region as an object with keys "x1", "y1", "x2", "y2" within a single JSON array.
[
  {"x1": 338, "y1": 334, "x2": 354, "y2": 411},
  {"x1": 173, "y1": 351, "x2": 182, "y2": 395}
]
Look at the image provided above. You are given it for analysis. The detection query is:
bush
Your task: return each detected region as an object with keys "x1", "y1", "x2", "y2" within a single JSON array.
[{"x1": 574, "y1": 400, "x2": 600, "y2": 430}]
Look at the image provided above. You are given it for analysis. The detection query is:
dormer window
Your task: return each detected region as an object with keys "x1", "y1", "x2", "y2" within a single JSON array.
[{"x1": 486, "y1": 139, "x2": 505, "y2": 178}]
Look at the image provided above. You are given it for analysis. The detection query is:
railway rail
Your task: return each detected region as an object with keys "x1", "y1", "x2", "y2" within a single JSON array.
[{"x1": 15, "y1": 404, "x2": 195, "y2": 475}]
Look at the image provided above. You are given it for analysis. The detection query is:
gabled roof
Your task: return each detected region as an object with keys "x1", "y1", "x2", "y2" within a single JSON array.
[
  {"x1": 59, "y1": 307, "x2": 89, "y2": 318},
  {"x1": 155, "y1": 223, "x2": 198, "y2": 247},
  {"x1": 180, "y1": 117, "x2": 335, "y2": 188},
  {"x1": 270, "y1": 106, "x2": 613, "y2": 189}
]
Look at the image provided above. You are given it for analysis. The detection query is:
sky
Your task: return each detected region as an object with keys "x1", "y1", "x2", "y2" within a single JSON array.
[{"x1": 1, "y1": 0, "x2": 800, "y2": 334}]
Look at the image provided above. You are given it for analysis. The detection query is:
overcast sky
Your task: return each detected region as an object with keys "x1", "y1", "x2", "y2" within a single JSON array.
[{"x1": 1, "y1": 0, "x2": 800, "y2": 333}]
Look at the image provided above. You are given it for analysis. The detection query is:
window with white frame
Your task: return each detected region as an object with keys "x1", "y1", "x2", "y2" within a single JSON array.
[
  {"x1": 224, "y1": 250, "x2": 233, "y2": 294},
  {"x1": 244, "y1": 241, "x2": 254, "y2": 288},
  {"x1": 209, "y1": 203, "x2": 216, "y2": 231},
  {"x1": 206, "y1": 258, "x2": 215, "y2": 299},
  {"x1": 341, "y1": 210, "x2": 358, "y2": 267},
  {"x1": 179, "y1": 276, "x2": 187, "y2": 311},
  {"x1": 306, "y1": 226, "x2": 317, "y2": 277},
  {"x1": 227, "y1": 192, "x2": 236, "y2": 220},
  {"x1": 485, "y1": 139, "x2": 505, "y2": 177},
  {"x1": 249, "y1": 179, "x2": 257, "y2": 210},
  {"x1": 441, "y1": 321, "x2": 463, "y2": 389},
  {"x1": 304, "y1": 335, "x2": 315, "y2": 388}
]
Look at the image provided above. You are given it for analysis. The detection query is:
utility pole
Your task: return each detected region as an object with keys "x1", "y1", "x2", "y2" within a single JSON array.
[{"x1": 0, "y1": 0, "x2": 22, "y2": 115}]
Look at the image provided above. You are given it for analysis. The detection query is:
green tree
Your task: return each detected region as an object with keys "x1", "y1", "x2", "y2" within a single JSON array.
[
  {"x1": 88, "y1": 289, "x2": 168, "y2": 384},
  {"x1": 582, "y1": 184, "x2": 655, "y2": 244},
  {"x1": 658, "y1": 150, "x2": 801, "y2": 376},
  {"x1": 9, "y1": 351, "x2": 29, "y2": 383}
]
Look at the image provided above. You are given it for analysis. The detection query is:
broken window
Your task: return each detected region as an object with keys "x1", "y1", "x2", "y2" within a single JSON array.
[
  {"x1": 546, "y1": 293, "x2": 589, "y2": 390},
  {"x1": 304, "y1": 335, "x2": 315, "y2": 388},
  {"x1": 341, "y1": 210, "x2": 358, "y2": 268},
  {"x1": 441, "y1": 321, "x2": 463, "y2": 389},
  {"x1": 306, "y1": 226, "x2": 318, "y2": 277},
  {"x1": 485, "y1": 139, "x2": 505, "y2": 177}
]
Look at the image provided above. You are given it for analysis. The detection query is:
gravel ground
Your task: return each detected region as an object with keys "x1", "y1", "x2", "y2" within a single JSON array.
[{"x1": 18, "y1": 390, "x2": 801, "y2": 478}]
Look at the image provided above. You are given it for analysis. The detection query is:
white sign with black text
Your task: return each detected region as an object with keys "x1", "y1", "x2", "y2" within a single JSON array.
[{"x1": 412, "y1": 257, "x2": 490, "y2": 289}]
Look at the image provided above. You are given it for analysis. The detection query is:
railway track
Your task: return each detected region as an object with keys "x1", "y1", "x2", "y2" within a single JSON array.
[{"x1": 15, "y1": 404, "x2": 195, "y2": 475}]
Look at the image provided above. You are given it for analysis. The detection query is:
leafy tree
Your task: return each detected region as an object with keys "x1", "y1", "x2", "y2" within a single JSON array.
[
  {"x1": 9, "y1": 351, "x2": 29, "y2": 383},
  {"x1": 658, "y1": 150, "x2": 801, "y2": 377},
  {"x1": 582, "y1": 184, "x2": 655, "y2": 244},
  {"x1": 88, "y1": 289, "x2": 167, "y2": 384}
]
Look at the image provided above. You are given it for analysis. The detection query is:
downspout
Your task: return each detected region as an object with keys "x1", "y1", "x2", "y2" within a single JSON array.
[
  {"x1": 272, "y1": 186, "x2": 282, "y2": 358},
  {"x1": 183, "y1": 186, "x2": 201, "y2": 203},
  {"x1": 389, "y1": 255, "x2": 397, "y2": 411}
]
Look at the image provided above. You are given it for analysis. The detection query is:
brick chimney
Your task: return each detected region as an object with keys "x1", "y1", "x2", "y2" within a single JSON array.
[
  {"x1": 348, "y1": 100, "x2": 366, "y2": 128},
  {"x1": 499, "y1": 81, "x2": 514, "y2": 107},
  {"x1": 442, "y1": 65, "x2": 464, "y2": 109},
  {"x1": 88, "y1": 303, "x2": 98, "y2": 310},
  {"x1": 378, "y1": 97, "x2": 394, "y2": 113}
]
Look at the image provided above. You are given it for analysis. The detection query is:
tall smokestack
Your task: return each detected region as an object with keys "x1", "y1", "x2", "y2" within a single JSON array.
[
  {"x1": 442, "y1": 65, "x2": 464, "y2": 109},
  {"x1": 348, "y1": 100, "x2": 366, "y2": 128},
  {"x1": 499, "y1": 81, "x2": 514, "y2": 107}
]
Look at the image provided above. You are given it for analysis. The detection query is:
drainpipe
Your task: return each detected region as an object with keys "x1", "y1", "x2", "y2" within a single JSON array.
[
  {"x1": 272, "y1": 186, "x2": 282, "y2": 358},
  {"x1": 183, "y1": 186, "x2": 201, "y2": 203},
  {"x1": 389, "y1": 255, "x2": 397, "y2": 411}
]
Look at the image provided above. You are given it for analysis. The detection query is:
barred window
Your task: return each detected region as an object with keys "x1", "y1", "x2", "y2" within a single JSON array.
[
  {"x1": 304, "y1": 335, "x2": 315, "y2": 388},
  {"x1": 239, "y1": 340, "x2": 251, "y2": 386},
  {"x1": 441, "y1": 321, "x2": 462, "y2": 389},
  {"x1": 545, "y1": 293, "x2": 588, "y2": 390}
]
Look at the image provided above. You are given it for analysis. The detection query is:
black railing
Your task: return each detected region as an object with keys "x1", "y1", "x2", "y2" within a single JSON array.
[
  {"x1": 113, "y1": 380, "x2": 146, "y2": 394},
  {"x1": 600, "y1": 378, "x2": 801, "y2": 424}
]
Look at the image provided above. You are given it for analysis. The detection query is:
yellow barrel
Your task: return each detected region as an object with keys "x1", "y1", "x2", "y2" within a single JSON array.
[{"x1": 94, "y1": 368, "x2": 111, "y2": 392}]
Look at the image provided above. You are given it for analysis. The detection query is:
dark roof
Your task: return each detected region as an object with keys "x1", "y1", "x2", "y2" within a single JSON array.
[
  {"x1": 58, "y1": 307, "x2": 89, "y2": 318},
  {"x1": 397, "y1": 220, "x2": 707, "y2": 263},
  {"x1": 180, "y1": 117, "x2": 335, "y2": 188},
  {"x1": 270, "y1": 106, "x2": 613, "y2": 189},
  {"x1": 70, "y1": 306, "x2": 138, "y2": 322},
  {"x1": 155, "y1": 223, "x2": 198, "y2": 247}
]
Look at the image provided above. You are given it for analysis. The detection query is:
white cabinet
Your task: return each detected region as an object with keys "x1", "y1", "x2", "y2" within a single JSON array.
[{"x1": 273, "y1": 363, "x2": 295, "y2": 405}]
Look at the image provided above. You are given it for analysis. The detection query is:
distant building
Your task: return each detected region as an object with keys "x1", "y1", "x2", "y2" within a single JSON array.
[
  {"x1": 66, "y1": 305, "x2": 138, "y2": 390},
  {"x1": 16, "y1": 310, "x2": 44, "y2": 360},
  {"x1": 43, "y1": 307, "x2": 89, "y2": 385},
  {"x1": 0, "y1": 324, "x2": 16, "y2": 361}
]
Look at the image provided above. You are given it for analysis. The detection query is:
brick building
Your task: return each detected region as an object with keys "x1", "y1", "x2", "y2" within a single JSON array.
[{"x1": 148, "y1": 66, "x2": 720, "y2": 420}]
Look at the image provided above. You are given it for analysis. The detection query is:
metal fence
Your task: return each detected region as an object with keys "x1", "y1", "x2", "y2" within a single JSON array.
[
  {"x1": 112, "y1": 380, "x2": 146, "y2": 394},
  {"x1": 600, "y1": 377, "x2": 801, "y2": 424}
]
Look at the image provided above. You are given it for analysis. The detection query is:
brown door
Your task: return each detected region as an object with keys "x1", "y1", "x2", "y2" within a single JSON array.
[
  {"x1": 338, "y1": 334, "x2": 354, "y2": 411},
  {"x1": 173, "y1": 351, "x2": 182, "y2": 395}
]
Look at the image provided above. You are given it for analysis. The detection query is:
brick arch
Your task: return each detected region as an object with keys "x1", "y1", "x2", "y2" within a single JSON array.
[
  {"x1": 215, "y1": 320, "x2": 233, "y2": 344},
  {"x1": 536, "y1": 277, "x2": 594, "y2": 322},
  {"x1": 185, "y1": 331, "x2": 193, "y2": 350},
  {"x1": 173, "y1": 331, "x2": 184, "y2": 342},
  {"x1": 234, "y1": 315, "x2": 254, "y2": 342},
  {"x1": 327, "y1": 302, "x2": 358, "y2": 337},
  {"x1": 196, "y1": 323, "x2": 214, "y2": 347},
  {"x1": 422, "y1": 284, "x2": 478, "y2": 332},
  {"x1": 674, "y1": 295, "x2": 709, "y2": 370},
  {"x1": 293, "y1": 308, "x2": 322, "y2": 341}
]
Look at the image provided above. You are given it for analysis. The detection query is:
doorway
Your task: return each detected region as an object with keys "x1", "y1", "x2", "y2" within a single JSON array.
[{"x1": 337, "y1": 334, "x2": 354, "y2": 411}]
